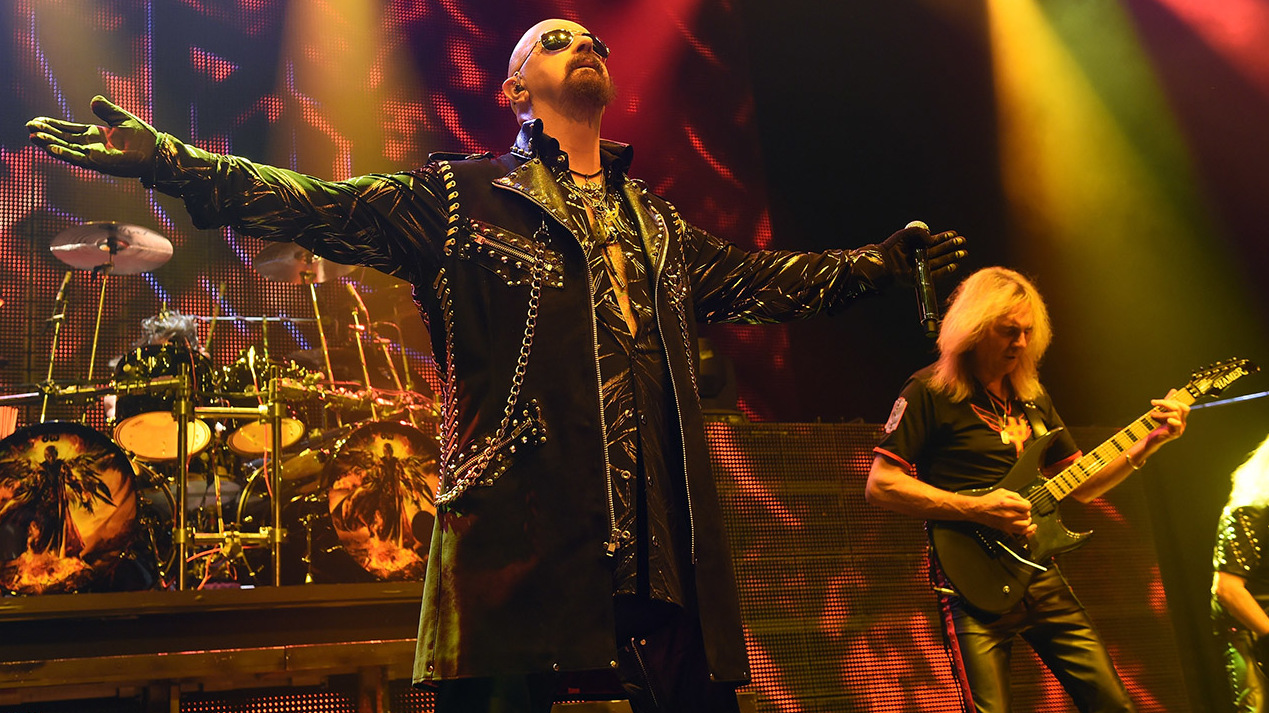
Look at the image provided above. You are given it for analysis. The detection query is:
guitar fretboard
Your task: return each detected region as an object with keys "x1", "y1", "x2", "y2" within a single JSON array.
[{"x1": 1042, "y1": 390, "x2": 1196, "y2": 501}]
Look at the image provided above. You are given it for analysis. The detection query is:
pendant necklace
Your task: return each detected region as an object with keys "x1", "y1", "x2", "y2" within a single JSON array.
[
  {"x1": 987, "y1": 388, "x2": 1012, "y2": 445},
  {"x1": 565, "y1": 169, "x2": 627, "y2": 290}
]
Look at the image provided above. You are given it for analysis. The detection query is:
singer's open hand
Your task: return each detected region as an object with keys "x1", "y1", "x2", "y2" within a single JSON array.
[
  {"x1": 27, "y1": 96, "x2": 159, "y2": 178},
  {"x1": 879, "y1": 222, "x2": 967, "y2": 285}
]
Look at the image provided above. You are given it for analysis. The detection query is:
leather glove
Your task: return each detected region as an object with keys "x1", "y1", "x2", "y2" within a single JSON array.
[
  {"x1": 879, "y1": 222, "x2": 967, "y2": 286},
  {"x1": 27, "y1": 96, "x2": 160, "y2": 179}
]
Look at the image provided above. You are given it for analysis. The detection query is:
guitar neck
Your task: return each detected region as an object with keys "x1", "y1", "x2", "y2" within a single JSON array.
[{"x1": 1043, "y1": 389, "x2": 1196, "y2": 501}]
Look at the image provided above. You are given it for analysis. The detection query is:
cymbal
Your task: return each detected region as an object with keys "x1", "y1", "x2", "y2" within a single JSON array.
[
  {"x1": 254, "y1": 242, "x2": 354, "y2": 284},
  {"x1": 50, "y1": 222, "x2": 173, "y2": 274}
]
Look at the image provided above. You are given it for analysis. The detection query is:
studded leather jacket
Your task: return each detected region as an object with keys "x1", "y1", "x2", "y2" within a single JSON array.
[{"x1": 146, "y1": 119, "x2": 897, "y2": 684}]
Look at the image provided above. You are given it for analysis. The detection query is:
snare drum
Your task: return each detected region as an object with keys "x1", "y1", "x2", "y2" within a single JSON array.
[
  {"x1": 0, "y1": 422, "x2": 145, "y2": 594},
  {"x1": 113, "y1": 343, "x2": 216, "y2": 461}
]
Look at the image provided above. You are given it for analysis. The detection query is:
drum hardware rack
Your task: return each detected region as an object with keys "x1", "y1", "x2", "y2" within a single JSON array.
[{"x1": 175, "y1": 364, "x2": 287, "y2": 589}]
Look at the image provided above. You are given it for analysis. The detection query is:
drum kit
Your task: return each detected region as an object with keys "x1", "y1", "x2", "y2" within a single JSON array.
[{"x1": 0, "y1": 223, "x2": 440, "y2": 595}]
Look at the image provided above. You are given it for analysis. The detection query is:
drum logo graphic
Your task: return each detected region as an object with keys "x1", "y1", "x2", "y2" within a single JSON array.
[
  {"x1": 326, "y1": 422, "x2": 440, "y2": 581},
  {"x1": 0, "y1": 424, "x2": 138, "y2": 594}
]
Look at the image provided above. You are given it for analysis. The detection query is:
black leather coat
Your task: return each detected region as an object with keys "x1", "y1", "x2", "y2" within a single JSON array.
[{"x1": 147, "y1": 120, "x2": 895, "y2": 683}]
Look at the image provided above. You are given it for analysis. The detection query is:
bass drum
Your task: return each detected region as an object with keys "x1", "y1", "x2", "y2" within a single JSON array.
[
  {"x1": 0, "y1": 422, "x2": 152, "y2": 594},
  {"x1": 237, "y1": 422, "x2": 440, "y2": 583},
  {"x1": 324, "y1": 421, "x2": 440, "y2": 581},
  {"x1": 113, "y1": 343, "x2": 216, "y2": 461}
]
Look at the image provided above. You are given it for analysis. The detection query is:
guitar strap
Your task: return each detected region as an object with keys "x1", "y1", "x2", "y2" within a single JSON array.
[{"x1": 1021, "y1": 401, "x2": 1049, "y2": 438}]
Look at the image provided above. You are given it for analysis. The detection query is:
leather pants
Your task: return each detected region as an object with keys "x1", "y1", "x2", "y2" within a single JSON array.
[
  {"x1": 1213, "y1": 617, "x2": 1267, "y2": 712},
  {"x1": 939, "y1": 566, "x2": 1135, "y2": 713}
]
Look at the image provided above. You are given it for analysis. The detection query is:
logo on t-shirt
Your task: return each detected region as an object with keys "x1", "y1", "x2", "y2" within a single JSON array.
[{"x1": 884, "y1": 397, "x2": 907, "y2": 434}]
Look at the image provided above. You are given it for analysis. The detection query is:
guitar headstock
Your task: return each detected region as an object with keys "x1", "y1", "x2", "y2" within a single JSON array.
[{"x1": 1185, "y1": 358, "x2": 1259, "y2": 401}]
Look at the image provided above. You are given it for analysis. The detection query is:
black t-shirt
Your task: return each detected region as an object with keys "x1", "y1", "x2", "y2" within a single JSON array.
[{"x1": 875, "y1": 365, "x2": 1080, "y2": 493}]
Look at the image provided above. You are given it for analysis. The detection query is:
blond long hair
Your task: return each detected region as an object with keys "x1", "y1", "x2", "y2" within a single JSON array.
[
  {"x1": 1225, "y1": 434, "x2": 1269, "y2": 512},
  {"x1": 928, "y1": 266, "x2": 1052, "y2": 403}
]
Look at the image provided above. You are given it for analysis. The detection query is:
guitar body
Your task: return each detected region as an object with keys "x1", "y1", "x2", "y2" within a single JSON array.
[{"x1": 929, "y1": 430, "x2": 1093, "y2": 614}]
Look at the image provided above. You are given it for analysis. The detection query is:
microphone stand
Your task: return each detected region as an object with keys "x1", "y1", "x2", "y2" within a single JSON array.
[{"x1": 39, "y1": 272, "x2": 74, "y2": 423}]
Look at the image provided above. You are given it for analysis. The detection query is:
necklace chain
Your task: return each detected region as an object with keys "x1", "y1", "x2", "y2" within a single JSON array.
[
  {"x1": 569, "y1": 166, "x2": 604, "y2": 180},
  {"x1": 563, "y1": 173, "x2": 618, "y2": 243},
  {"x1": 562, "y1": 171, "x2": 630, "y2": 293}
]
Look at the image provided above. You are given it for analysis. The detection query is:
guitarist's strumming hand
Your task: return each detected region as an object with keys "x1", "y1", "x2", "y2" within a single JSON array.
[{"x1": 973, "y1": 488, "x2": 1036, "y2": 537}]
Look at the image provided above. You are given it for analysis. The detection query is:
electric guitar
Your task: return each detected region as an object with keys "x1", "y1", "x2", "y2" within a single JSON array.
[{"x1": 929, "y1": 358, "x2": 1257, "y2": 615}]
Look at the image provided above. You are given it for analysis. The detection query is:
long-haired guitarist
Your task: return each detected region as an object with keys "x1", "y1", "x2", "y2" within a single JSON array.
[
  {"x1": 1212, "y1": 433, "x2": 1269, "y2": 712},
  {"x1": 865, "y1": 266, "x2": 1189, "y2": 712}
]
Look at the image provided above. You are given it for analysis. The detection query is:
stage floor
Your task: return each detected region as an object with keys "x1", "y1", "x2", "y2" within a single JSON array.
[{"x1": 0, "y1": 582, "x2": 422, "y2": 709}]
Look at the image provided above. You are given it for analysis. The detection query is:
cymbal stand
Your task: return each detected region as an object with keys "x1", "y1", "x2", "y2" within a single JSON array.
[
  {"x1": 344, "y1": 287, "x2": 407, "y2": 395},
  {"x1": 347, "y1": 284, "x2": 408, "y2": 423},
  {"x1": 268, "y1": 369, "x2": 284, "y2": 585},
  {"x1": 375, "y1": 321, "x2": 416, "y2": 392},
  {"x1": 371, "y1": 320, "x2": 417, "y2": 428},
  {"x1": 38, "y1": 271, "x2": 73, "y2": 423},
  {"x1": 303, "y1": 271, "x2": 340, "y2": 427},
  {"x1": 348, "y1": 305, "x2": 379, "y2": 422},
  {"x1": 173, "y1": 366, "x2": 192, "y2": 590},
  {"x1": 184, "y1": 370, "x2": 286, "y2": 588},
  {"x1": 204, "y1": 282, "x2": 225, "y2": 355},
  {"x1": 85, "y1": 229, "x2": 124, "y2": 382}
]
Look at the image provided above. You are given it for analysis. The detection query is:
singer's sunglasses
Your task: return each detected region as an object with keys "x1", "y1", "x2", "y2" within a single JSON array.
[{"x1": 514, "y1": 28, "x2": 610, "y2": 77}]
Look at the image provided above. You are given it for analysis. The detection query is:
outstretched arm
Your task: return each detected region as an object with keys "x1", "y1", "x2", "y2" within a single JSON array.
[
  {"x1": 684, "y1": 221, "x2": 967, "y2": 325},
  {"x1": 28, "y1": 97, "x2": 447, "y2": 284}
]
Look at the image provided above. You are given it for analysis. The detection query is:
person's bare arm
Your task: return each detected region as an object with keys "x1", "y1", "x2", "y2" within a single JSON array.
[
  {"x1": 865, "y1": 454, "x2": 1035, "y2": 536},
  {"x1": 1214, "y1": 571, "x2": 1269, "y2": 637}
]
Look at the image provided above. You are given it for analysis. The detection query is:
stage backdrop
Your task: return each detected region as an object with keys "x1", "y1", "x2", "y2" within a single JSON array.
[{"x1": 0, "y1": 0, "x2": 793, "y2": 425}]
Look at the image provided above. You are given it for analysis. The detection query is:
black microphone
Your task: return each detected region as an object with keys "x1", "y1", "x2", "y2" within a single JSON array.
[{"x1": 907, "y1": 220, "x2": 939, "y2": 339}]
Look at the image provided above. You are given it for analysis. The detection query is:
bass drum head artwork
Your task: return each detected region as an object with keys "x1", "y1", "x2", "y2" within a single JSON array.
[{"x1": 0, "y1": 422, "x2": 150, "y2": 594}]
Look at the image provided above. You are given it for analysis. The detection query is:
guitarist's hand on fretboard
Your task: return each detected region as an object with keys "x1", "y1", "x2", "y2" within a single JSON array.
[{"x1": 1140, "y1": 389, "x2": 1190, "y2": 454}]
